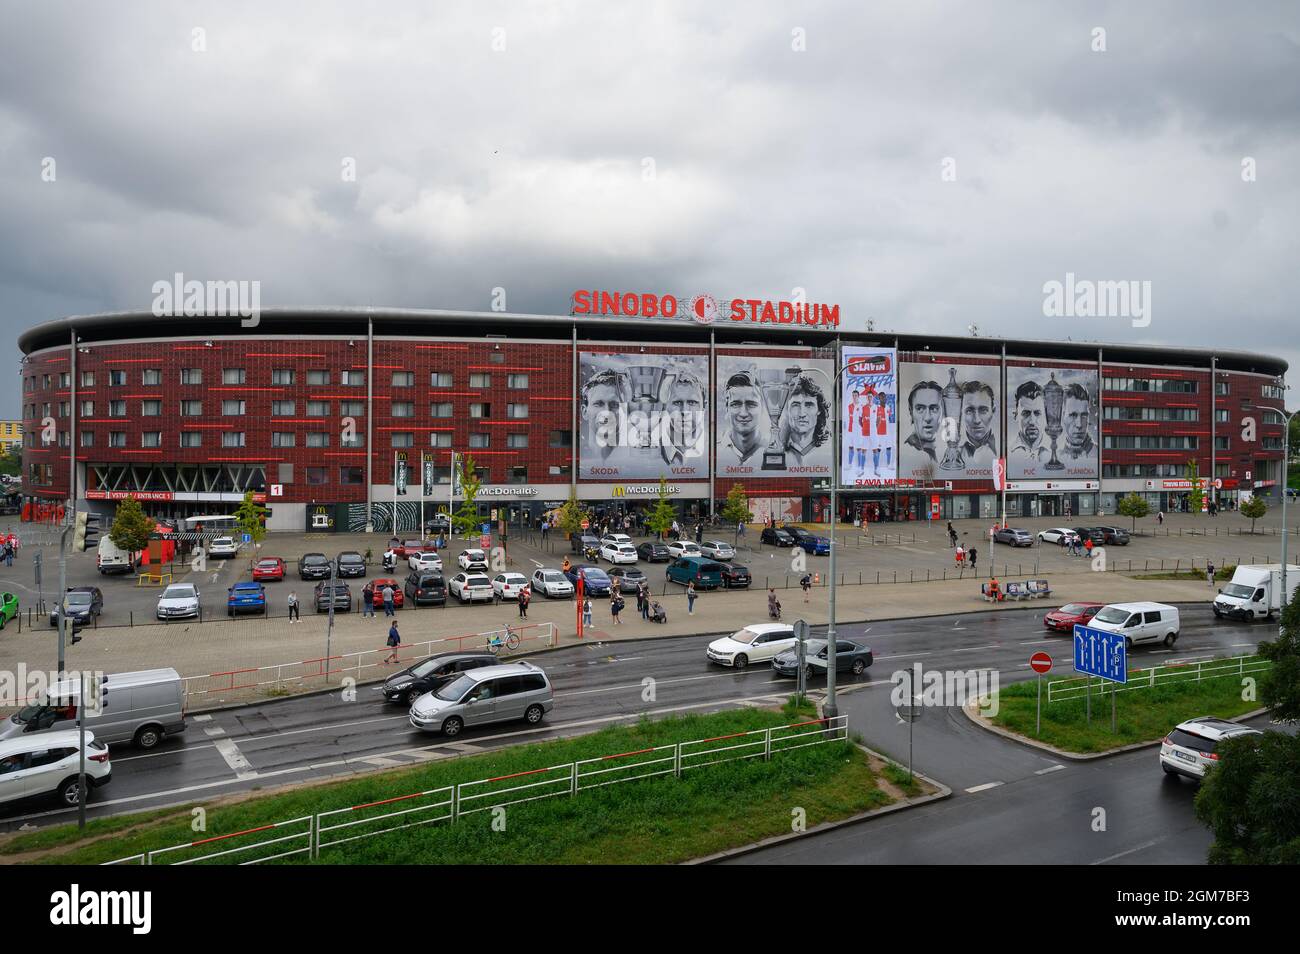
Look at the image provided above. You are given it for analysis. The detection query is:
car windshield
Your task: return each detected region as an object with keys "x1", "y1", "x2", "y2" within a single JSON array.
[
  {"x1": 256, "y1": 559, "x2": 279, "y2": 568},
  {"x1": 1221, "y1": 583, "x2": 1255, "y2": 599},
  {"x1": 467, "y1": 576, "x2": 490, "y2": 586},
  {"x1": 304, "y1": 555, "x2": 327, "y2": 564},
  {"x1": 1094, "y1": 607, "x2": 1130, "y2": 624},
  {"x1": 731, "y1": 628, "x2": 758, "y2": 645},
  {"x1": 543, "y1": 572, "x2": 563, "y2": 581},
  {"x1": 436, "y1": 674, "x2": 474, "y2": 701},
  {"x1": 340, "y1": 554, "x2": 362, "y2": 563},
  {"x1": 65, "y1": 593, "x2": 92, "y2": 606},
  {"x1": 163, "y1": 585, "x2": 196, "y2": 599},
  {"x1": 1059, "y1": 604, "x2": 1092, "y2": 615},
  {"x1": 411, "y1": 658, "x2": 441, "y2": 678},
  {"x1": 583, "y1": 569, "x2": 609, "y2": 582}
]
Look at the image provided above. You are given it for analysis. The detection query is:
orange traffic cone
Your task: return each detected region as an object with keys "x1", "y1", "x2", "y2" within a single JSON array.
[{"x1": 813, "y1": 572, "x2": 820, "y2": 585}]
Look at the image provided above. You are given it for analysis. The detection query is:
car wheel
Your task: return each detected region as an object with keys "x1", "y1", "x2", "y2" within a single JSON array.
[
  {"x1": 851, "y1": 659, "x2": 867, "y2": 675},
  {"x1": 1164, "y1": 632, "x2": 1177, "y2": 647},
  {"x1": 406, "y1": 689, "x2": 422, "y2": 705},
  {"x1": 134, "y1": 725, "x2": 162, "y2": 749},
  {"x1": 1124, "y1": 637, "x2": 1133, "y2": 651},
  {"x1": 0, "y1": 615, "x2": 5, "y2": 630},
  {"x1": 441, "y1": 716, "x2": 464, "y2": 737},
  {"x1": 1161, "y1": 763, "x2": 1174, "y2": 776},
  {"x1": 227, "y1": 609, "x2": 233, "y2": 617},
  {"x1": 58, "y1": 776, "x2": 84, "y2": 807},
  {"x1": 733, "y1": 654, "x2": 748, "y2": 670},
  {"x1": 1213, "y1": 607, "x2": 1222, "y2": 619},
  {"x1": 525, "y1": 704, "x2": 545, "y2": 725},
  {"x1": 805, "y1": 664, "x2": 817, "y2": 681}
]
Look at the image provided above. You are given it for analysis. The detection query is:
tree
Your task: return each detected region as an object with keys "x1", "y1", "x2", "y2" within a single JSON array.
[
  {"x1": 0, "y1": 444, "x2": 20, "y2": 478},
  {"x1": 555, "y1": 488, "x2": 589, "y2": 538},
  {"x1": 1185, "y1": 458, "x2": 1204, "y2": 514},
  {"x1": 1116, "y1": 493, "x2": 1150, "y2": 532},
  {"x1": 644, "y1": 478, "x2": 678, "y2": 540},
  {"x1": 720, "y1": 483, "x2": 754, "y2": 544},
  {"x1": 108, "y1": 494, "x2": 153, "y2": 554},
  {"x1": 233, "y1": 490, "x2": 268, "y2": 548},
  {"x1": 452, "y1": 454, "x2": 482, "y2": 536},
  {"x1": 1259, "y1": 598, "x2": 1300, "y2": 723},
  {"x1": 1240, "y1": 495, "x2": 1268, "y2": 534}
]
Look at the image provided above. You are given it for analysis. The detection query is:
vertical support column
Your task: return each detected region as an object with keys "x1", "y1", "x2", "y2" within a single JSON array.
[
  {"x1": 570, "y1": 324, "x2": 578, "y2": 499},
  {"x1": 69, "y1": 331, "x2": 78, "y2": 512},
  {"x1": 1097, "y1": 347, "x2": 1104, "y2": 512},
  {"x1": 366, "y1": 316, "x2": 375, "y2": 532},
  {"x1": 708, "y1": 328, "x2": 716, "y2": 521},
  {"x1": 1210, "y1": 354, "x2": 1217, "y2": 510}
]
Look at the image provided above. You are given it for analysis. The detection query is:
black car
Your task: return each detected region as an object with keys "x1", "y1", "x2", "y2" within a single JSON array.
[
  {"x1": 299, "y1": 552, "x2": 332, "y2": 580},
  {"x1": 403, "y1": 570, "x2": 447, "y2": 606},
  {"x1": 607, "y1": 566, "x2": 648, "y2": 593},
  {"x1": 570, "y1": 532, "x2": 602, "y2": 554},
  {"x1": 719, "y1": 562, "x2": 751, "y2": 588},
  {"x1": 335, "y1": 551, "x2": 366, "y2": 578},
  {"x1": 1071, "y1": 527, "x2": 1106, "y2": 546},
  {"x1": 761, "y1": 527, "x2": 795, "y2": 547},
  {"x1": 1094, "y1": 526, "x2": 1131, "y2": 545},
  {"x1": 424, "y1": 514, "x2": 452, "y2": 535},
  {"x1": 313, "y1": 580, "x2": 352, "y2": 612},
  {"x1": 380, "y1": 651, "x2": 497, "y2": 705},
  {"x1": 49, "y1": 586, "x2": 104, "y2": 628},
  {"x1": 637, "y1": 541, "x2": 670, "y2": 563},
  {"x1": 772, "y1": 639, "x2": 873, "y2": 678}
]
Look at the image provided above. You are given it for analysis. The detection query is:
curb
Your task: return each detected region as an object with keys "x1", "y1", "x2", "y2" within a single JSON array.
[{"x1": 687, "y1": 741, "x2": 951, "y2": 864}]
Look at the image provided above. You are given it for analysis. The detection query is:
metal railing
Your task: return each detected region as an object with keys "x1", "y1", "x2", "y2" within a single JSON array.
[{"x1": 1046, "y1": 654, "x2": 1270, "y2": 703}]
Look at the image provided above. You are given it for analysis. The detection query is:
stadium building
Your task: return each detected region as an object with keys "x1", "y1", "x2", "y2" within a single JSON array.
[{"x1": 16, "y1": 302, "x2": 1289, "y2": 531}]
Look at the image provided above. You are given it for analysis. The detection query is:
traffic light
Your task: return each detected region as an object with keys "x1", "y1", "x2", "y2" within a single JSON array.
[{"x1": 73, "y1": 511, "x2": 101, "y2": 551}]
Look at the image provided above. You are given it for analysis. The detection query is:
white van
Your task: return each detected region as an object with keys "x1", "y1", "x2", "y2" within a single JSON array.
[
  {"x1": 1212, "y1": 565, "x2": 1300, "y2": 621},
  {"x1": 0, "y1": 668, "x2": 186, "y2": 749},
  {"x1": 1088, "y1": 601, "x2": 1180, "y2": 648},
  {"x1": 96, "y1": 536, "x2": 139, "y2": 575}
]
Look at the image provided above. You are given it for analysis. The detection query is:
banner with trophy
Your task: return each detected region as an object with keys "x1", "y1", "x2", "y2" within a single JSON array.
[
  {"x1": 898, "y1": 360, "x2": 1002, "y2": 482},
  {"x1": 840, "y1": 347, "x2": 897, "y2": 486},
  {"x1": 578, "y1": 351, "x2": 710, "y2": 480},
  {"x1": 715, "y1": 354, "x2": 833, "y2": 477},
  {"x1": 1005, "y1": 365, "x2": 1098, "y2": 480}
]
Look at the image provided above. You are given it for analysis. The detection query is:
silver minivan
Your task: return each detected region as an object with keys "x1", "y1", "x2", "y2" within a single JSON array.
[
  {"x1": 409, "y1": 661, "x2": 553, "y2": 737},
  {"x1": 0, "y1": 668, "x2": 186, "y2": 749}
]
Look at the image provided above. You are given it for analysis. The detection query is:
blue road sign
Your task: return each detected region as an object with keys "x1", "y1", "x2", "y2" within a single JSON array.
[
  {"x1": 242, "y1": 533, "x2": 252, "y2": 543},
  {"x1": 1073, "y1": 624, "x2": 1127, "y2": 684},
  {"x1": 480, "y1": 523, "x2": 491, "y2": 534}
]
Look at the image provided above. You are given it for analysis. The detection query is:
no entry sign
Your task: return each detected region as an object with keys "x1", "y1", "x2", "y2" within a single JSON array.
[{"x1": 1030, "y1": 652, "x2": 1053, "y2": 674}]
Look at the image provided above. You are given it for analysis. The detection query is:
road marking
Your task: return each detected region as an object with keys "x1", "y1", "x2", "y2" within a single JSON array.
[
  {"x1": 871, "y1": 652, "x2": 931, "y2": 661},
  {"x1": 1091, "y1": 839, "x2": 1159, "y2": 865},
  {"x1": 964, "y1": 781, "x2": 1003, "y2": 793},
  {"x1": 1034, "y1": 764, "x2": 1066, "y2": 775},
  {"x1": 1019, "y1": 639, "x2": 1055, "y2": 645},
  {"x1": 202, "y1": 726, "x2": 226, "y2": 738},
  {"x1": 949, "y1": 644, "x2": 1000, "y2": 653},
  {"x1": 212, "y1": 738, "x2": 258, "y2": 779},
  {"x1": 192, "y1": 714, "x2": 212, "y2": 722},
  {"x1": 360, "y1": 756, "x2": 406, "y2": 767}
]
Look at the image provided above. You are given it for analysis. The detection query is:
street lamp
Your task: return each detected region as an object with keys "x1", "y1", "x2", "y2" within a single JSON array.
[{"x1": 1245, "y1": 396, "x2": 1297, "y2": 625}]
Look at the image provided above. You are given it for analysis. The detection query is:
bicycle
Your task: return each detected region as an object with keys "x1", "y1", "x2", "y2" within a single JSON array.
[{"x1": 486, "y1": 624, "x2": 522, "y2": 655}]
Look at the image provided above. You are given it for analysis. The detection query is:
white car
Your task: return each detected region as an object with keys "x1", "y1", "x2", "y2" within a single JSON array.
[
  {"x1": 667, "y1": 541, "x2": 701, "y2": 559},
  {"x1": 0, "y1": 730, "x2": 111, "y2": 807},
  {"x1": 1037, "y1": 528, "x2": 1078, "y2": 546},
  {"x1": 700, "y1": 540, "x2": 736, "y2": 560},
  {"x1": 449, "y1": 572, "x2": 493, "y2": 603},
  {"x1": 156, "y1": 583, "x2": 200, "y2": 619},
  {"x1": 601, "y1": 533, "x2": 633, "y2": 547},
  {"x1": 600, "y1": 541, "x2": 638, "y2": 564},
  {"x1": 706, "y1": 623, "x2": 798, "y2": 669},
  {"x1": 409, "y1": 551, "x2": 443, "y2": 573},
  {"x1": 458, "y1": 549, "x2": 489, "y2": 570},
  {"x1": 208, "y1": 536, "x2": 239, "y2": 558},
  {"x1": 531, "y1": 569, "x2": 573, "y2": 598},
  {"x1": 1160, "y1": 717, "x2": 1262, "y2": 780},
  {"x1": 493, "y1": 573, "x2": 530, "y2": 600}
]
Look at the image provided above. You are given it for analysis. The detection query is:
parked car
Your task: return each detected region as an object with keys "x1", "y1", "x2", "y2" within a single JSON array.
[
  {"x1": 666, "y1": 540, "x2": 702, "y2": 559},
  {"x1": 299, "y1": 552, "x2": 332, "y2": 580},
  {"x1": 252, "y1": 557, "x2": 286, "y2": 581},
  {"x1": 335, "y1": 552, "x2": 367, "y2": 578},
  {"x1": 599, "y1": 541, "x2": 639, "y2": 564},
  {"x1": 1043, "y1": 601, "x2": 1104, "y2": 633},
  {"x1": 530, "y1": 568, "x2": 573, "y2": 599},
  {"x1": 699, "y1": 540, "x2": 737, "y2": 560},
  {"x1": 760, "y1": 527, "x2": 795, "y2": 547},
  {"x1": 208, "y1": 536, "x2": 239, "y2": 558},
  {"x1": 570, "y1": 532, "x2": 602, "y2": 554},
  {"x1": 1094, "y1": 526, "x2": 1131, "y2": 545},
  {"x1": 392, "y1": 539, "x2": 439, "y2": 559},
  {"x1": 1072, "y1": 527, "x2": 1106, "y2": 546},
  {"x1": 772, "y1": 638, "x2": 873, "y2": 678},
  {"x1": 368, "y1": 578, "x2": 405, "y2": 609},
  {"x1": 706, "y1": 623, "x2": 798, "y2": 669},
  {"x1": 492, "y1": 573, "x2": 531, "y2": 601},
  {"x1": 607, "y1": 566, "x2": 648, "y2": 594},
  {"x1": 1159, "y1": 717, "x2": 1262, "y2": 780},
  {"x1": 313, "y1": 580, "x2": 352, "y2": 613},
  {"x1": 458, "y1": 549, "x2": 489, "y2": 571},
  {"x1": 0, "y1": 730, "x2": 111, "y2": 808},
  {"x1": 403, "y1": 571, "x2": 446, "y2": 606},
  {"x1": 49, "y1": 587, "x2": 103, "y2": 628},
  {"x1": 449, "y1": 572, "x2": 494, "y2": 603},
  {"x1": 1088, "y1": 601, "x2": 1180, "y2": 648},
  {"x1": 408, "y1": 551, "x2": 443, "y2": 573},
  {"x1": 719, "y1": 562, "x2": 751, "y2": 588},
  {"x1": 226, "y1": 581, "x2": 267, "y2": 616},
  {"x1": 0, "y1": 592, "x2": 17, "y2": 630},
  {"x1": 409, "y1": 661, "x2": 554, "y2": 737},
  {"x1": 992, "y1": 527, "x2": 1033, "y2": 547},
  {"x1": 637, "y1": 541, "x2": 670, "y2": 563},
  {"x1": 380, "y1": 652, "x2": 498, "y2": 705},
  {"x1": 156, "y1": 583, "x2": 200, "y2": 620},
  {"x1": 1037, "y1": 527, "x2": 1079, "y2": 546},
  {"x1": 424, "y1": 514, "x2": 452, "y2": 535},
  {"x1": 564, "y1": 565, "x2": 611, "y2": 597},
  {"x1": 600, "y1": 533, "x2": 634, "y2": 547},
  {"x1": 666, "y1": 557, "x2": 725, "y2": 589},
  {"x1": 784, "y1": 528, "x2": 829, "y2": 555}
]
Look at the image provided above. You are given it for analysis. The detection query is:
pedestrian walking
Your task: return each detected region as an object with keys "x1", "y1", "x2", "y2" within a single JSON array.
[
  {"x1": 610, "y1": 591, "x2": 623, "y2": 625},
  {"x1": 947, "y1": 522, "x2": 956, "y2": 547},
  {"x1": 382, "y1": 583, "x2": 395, "y2": 617},
  {"x1": 2, "y1": 542, "x2": 12, "y2": 567},
  {"x1": 968, "y1": 547, "x2": 977, "y2": 571},
  {"x1": 288, "y1": 591, "x2": 300, "y2": 622},
  {"x1": 385, "y1": 621, "x2": 401, "y2": 664},
  {"x1": 638, "y1": 583, "x2": 649, "y2": 620},
  {"x1": 1084, "y1": 537, "x2": 1094, "y2": 558},
  {"x1": 800, "y1": 573, "x2": 812, "y2": 602},
  {"x1": 582, "y1": 597, "x2": 593, "y2": 628},
  {"x1": 541, "y1": 518, "x2": 549, "y2": 542},
  {"x1": 695, "y1": 522, "x2": 703, "y2": 544},
  {"x1": 687, "y1": 580, "x2": 697, "y2": 615},
  {"x1": 767, "y1": 587, "x2": 780, "y2": 620},
  {"x1": 1207, "y1": 561, "x2": 1216, "y2": 588},
  {"x1": 737, "y1": 520, "x2": 745, "y2": 539},
  {"x1": 1157, "y1": 510, "x2": 1165, "y2": 526},
  {"x1": 954, "y1": 544, "x2": 965, "y2": 568},
  {"x1": 361, "y1": 581, "x2": 376, "y2": 618},
  {"x1": 518, "y1": 586, "x2": 530, "y2": 619}
]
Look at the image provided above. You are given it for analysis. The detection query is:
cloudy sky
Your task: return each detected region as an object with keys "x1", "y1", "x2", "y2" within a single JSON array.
[{"x1": 2, "y1": 1, "x2": 1297, "y2": 417}]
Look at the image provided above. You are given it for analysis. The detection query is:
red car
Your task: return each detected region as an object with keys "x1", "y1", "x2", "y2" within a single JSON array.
[
  {"x1": 1043, "y1": 601, "x2": 1104, "y2": 633},
  {"x1": 252, "y1": 557, "x2": 286, "y2": 582},
  {"x1": 366, "y1": 578, "x2": 405, "y2": 608},
  {"x1": 388, "y1": 539, "x2": 438, "y2": 560}
]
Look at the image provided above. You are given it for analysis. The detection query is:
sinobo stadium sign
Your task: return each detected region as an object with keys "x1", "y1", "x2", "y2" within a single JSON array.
[{"x1": 571, "y1": 290, "x2": 841, "y2": 328}]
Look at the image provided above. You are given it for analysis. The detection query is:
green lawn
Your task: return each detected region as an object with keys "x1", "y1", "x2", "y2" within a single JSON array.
[
  {"x1": 5, "y1": 709, "x2": 894, "y2": 865},
  {"x1": 989, "y1": 661, "x2": 1268, "y2": 753}
]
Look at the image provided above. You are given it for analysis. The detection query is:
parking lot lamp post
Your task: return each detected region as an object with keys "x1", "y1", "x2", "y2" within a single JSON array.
[{"x1": 1246, "y1": 398, "x2": 1296, "y2": 628}]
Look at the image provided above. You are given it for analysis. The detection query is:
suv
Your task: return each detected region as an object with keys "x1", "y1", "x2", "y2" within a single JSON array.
[
  {"x1": 0, "y1": 730, "x2": 112, "y2": 808},
  {"x1": 760, "y1": 527, "x2": 795, "y2": 547},
  {"x1": 49, "y1": 586, "x2": 103, "y2": 628},
  {"x1": 299, "y1": 552, "x2": 332, "y2": 580},
  {"x1": 1160, "y1": 717, "x2": 1262, "y2": 780},
  {"x1": 380, "y1": 651, "x2": 497, "y2": 705},
  {"x1": 335, "y1": 552, "x2": 366, "y2": 578},
  {"x1": 313, "y1": 580, "x2": 352, "y2": 612},
  {"x1": 403, "y1": 571, "x2": 446, "y2": 606},
  {"x1": 409, "y1": 662, "x2": 554, "y2": 737},
  {"x1": 993, "y1": 527, "x2": 1033, "y2": 547}
]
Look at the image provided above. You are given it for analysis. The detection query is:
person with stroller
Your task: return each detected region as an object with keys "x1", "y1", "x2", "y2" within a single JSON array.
[{"x1": 768, "y1": 587, "x2": 781, "y2": 620}]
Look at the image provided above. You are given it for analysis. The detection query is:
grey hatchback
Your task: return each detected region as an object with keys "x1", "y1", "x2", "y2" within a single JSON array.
[{"x1": 409, "y1": 661, "x2": 554, "y2": 737}]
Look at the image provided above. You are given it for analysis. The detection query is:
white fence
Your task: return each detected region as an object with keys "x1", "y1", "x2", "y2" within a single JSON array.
[
  {"x1": 1047, "y1": 654, "x2": 1269, "y2": 703},
  {"x1": 104, "y1": 715, "x2": 849, "y2": 864}
]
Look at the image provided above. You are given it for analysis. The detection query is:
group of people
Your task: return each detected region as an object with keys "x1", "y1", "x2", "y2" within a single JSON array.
[
  {"x1": 360, "y1": 580, "x2": 400, "y2": 617},
  {"x1": 1, "y1": 532, "x2": 18, "y2": 567}
]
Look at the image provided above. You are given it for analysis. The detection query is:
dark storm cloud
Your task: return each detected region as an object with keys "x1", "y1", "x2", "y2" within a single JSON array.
[{"x1": 1, "y1": 0, "x2": 1297, "y2": 418}]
